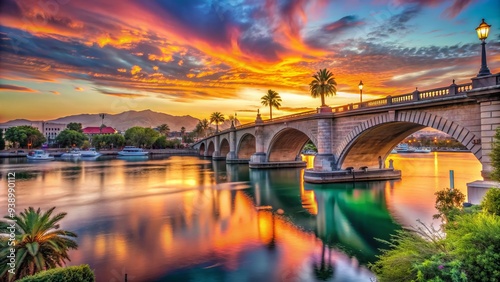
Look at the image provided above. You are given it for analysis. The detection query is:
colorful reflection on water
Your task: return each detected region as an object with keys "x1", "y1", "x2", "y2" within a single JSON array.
[{"x1": 0, "y1": 152, "x2": 481, "y2": 281}]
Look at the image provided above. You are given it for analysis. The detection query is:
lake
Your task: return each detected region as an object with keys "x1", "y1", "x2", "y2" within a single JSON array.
[{"x1": 0, "y1": 152, "x2": 482, "y2": 281}]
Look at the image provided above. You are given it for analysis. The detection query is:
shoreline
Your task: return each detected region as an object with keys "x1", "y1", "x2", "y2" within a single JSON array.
[{"x1": 0, "y1": 148, "x2": 199, "y2": 158}]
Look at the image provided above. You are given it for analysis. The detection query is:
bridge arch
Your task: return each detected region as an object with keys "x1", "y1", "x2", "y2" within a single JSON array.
[
  {"x1": 199, "y1": 143, "x2": 206, "y2": 156},
  {"x1": 206, "y1": 141, "x2": 215, "y2": 157},
  {"x1": 337, "y1": 111, "x2": 481, "y2": 169},
  {"x1": 220, "y1": 138, "x2": 230, "y2": 158},
  {"x1": 267, "y1": 128, "x2": 316, "y2": 162},
  {"x1": 237, "y1": 133, "x2": 256, "y2": 160}
]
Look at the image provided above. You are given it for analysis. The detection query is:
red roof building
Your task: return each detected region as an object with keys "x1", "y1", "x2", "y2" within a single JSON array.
[{"x1": 82, "y1": 127, "x2": 117, "y2": 135}]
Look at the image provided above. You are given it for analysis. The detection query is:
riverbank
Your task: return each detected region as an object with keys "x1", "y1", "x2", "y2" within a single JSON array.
[{"x1": 0, "y1": 148, "x2": 199, "y2": 158}]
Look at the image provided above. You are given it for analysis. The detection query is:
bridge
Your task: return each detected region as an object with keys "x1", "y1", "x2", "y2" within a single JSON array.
[{"x1": 193, "y1": 73, "x2": 500, "y2": 186}]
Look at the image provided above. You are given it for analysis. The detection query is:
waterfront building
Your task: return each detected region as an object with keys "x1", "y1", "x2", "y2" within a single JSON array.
[
  {"x1": 30, "y1": 121, "x2": 67, "y2": 145},
  {"x1": 82, "y1": 126, "x2": 118, "y2": 136}
]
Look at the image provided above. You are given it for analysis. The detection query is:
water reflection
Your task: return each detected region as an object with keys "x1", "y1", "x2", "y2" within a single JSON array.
[{"x1": 0, "y1": 152, "x2": 481, "y2": 281}]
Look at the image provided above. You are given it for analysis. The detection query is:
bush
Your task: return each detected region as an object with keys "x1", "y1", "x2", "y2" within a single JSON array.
[
  {"x1": 446, "y1": 213, "x2": 500, "y2": 282},
  {"x1": 433, "y1": 188, "x2": 465, "y2": 223},
  {"x1": 481, "y1": 188, "x2": 500, "y2": 216},
  {"x1": 490, "y1": 127, "x2": 500, "y2": 181},
  {"x1": 414, "y1": 254, "x2": 467, "y2": 282},
  {"x1": 369, "y1": 224, "x2": 446, "y2": 282},
  {"x1": 17, "y1": 265, "x2": 95, "y2": 282}
]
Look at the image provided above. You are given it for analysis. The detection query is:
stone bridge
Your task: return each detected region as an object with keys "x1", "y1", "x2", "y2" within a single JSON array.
[{"x1": 193, "y1": 74, "x2": 500, "y2": 182}]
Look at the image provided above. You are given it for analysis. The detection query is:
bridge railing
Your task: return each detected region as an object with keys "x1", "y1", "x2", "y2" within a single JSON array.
[{"x1": 202, "y1": 82, "x2": 473, "y2": 138}]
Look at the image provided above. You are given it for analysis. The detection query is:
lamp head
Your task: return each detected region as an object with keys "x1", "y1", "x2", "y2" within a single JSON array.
[
  {"x1": 476, "y1": 19, "x2": 491, "y2": 41},
  {"x1": 358, "y1": 80, "x2": 364, "y2": 90}
]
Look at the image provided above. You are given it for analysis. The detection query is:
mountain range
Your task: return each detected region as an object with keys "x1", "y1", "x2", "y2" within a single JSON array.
[{"x1": 1, "y1": 110, "x2": 201, "y2": 132}]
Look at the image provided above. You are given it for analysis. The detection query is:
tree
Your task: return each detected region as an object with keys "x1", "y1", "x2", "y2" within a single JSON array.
[
  {"x1": 55, "y1": 129, "x2": 87, "y2": 148},
  {"x1": 4, "y1": 126, "x2": 46, "y2": 148},
  {"x1": 91, "y1": 134, "x2": 125, "y2": 149},
  {"x1": 66, "y1": 122, "x2": 83, "y2": 133},
  {"x1": 0, "y1": 130, "x2": 5, "y2": 150},
  {"x1": 433, "y1": 188, "x2": 466, "y2": 224},
  {"x1": 180, "y1": 126, "x2": 186, "y2": 142},
  {"x1": 153, "y1": 136, "x2": 168, "y2": 149},
  {"x1": 0, "y1": 207, "x2": 78, "y2": 281},
  {"x1": 481, "y1": 188, "x2": 500, "y2": 216},
  {"x1": 261, "y1": 89, "x2": 282, "y2": 120},
  {"x1": 200, "y1": 119, "x2": 210, "y2": 137},
  {"x1": 491, "y1": 127, "x2": 500, "y2": 181},
  {"x1": 210, "y1": 112, "x2": 225, "y2": 133},
  {"x1": 124, "y1": 126, "x2": 159, "y2": 148},
  {"x1": 309, "y1": 69, "x2": 337, "y2": 107},
  {"x1": 157, "y1": 124, "x2": 170, "y2": 137}
]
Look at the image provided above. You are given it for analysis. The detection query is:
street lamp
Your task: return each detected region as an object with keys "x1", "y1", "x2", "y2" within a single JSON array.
[
  {"x1": 358, "y1": 80, "x2": 364, "y2": 103},
  {"x1": 476, "y1": 19, "x2": 491, "y2": 77}
]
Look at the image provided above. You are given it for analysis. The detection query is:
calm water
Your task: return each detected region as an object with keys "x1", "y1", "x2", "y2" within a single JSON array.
[{"x1": 0, "y1": 153, "x2": 481, "y2": 281}]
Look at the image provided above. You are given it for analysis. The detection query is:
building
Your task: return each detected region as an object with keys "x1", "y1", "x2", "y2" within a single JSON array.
[
  {"x1": 82, "y1": 126, "x2": 117, "y2": 137},
  {"x1": 30, "y1": 121, "x2": 67, "y2": 144}
]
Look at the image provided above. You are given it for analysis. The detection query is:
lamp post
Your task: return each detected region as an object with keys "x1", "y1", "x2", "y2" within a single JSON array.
[
  {"x1": 476, "y1": 19, "x2": 491, "y2": 77},
  {"x1": 358, "y1": 80, "x2": 364, "y2": 103}
]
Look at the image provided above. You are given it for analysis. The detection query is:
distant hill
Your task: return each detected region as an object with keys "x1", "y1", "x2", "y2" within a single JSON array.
[{"x1": 1, "y1": 110, "x2": 200, "y2": 132}]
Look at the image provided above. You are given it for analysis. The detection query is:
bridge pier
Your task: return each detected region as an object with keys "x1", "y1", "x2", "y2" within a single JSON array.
[
  {"x1": 212, "y1": 135, "x2": 225, "y2": 160},
  {"x1": 313, "y1": 114, "x2": 336, "y2": 171},
  {"x1": 466, "y1": 73, "x2": 500, "y2": 203},
  {"x1": 226, "y1": 121, "x2": 245, "y2": 163}
]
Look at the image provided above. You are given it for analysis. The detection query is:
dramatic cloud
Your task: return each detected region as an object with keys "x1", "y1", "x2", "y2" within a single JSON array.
[
  {"x1": 0, "y1": 0, "x2": 498, "y2": 122},
  {"x1": 0, "y1": 84, "x2": 37, "y2": 92}
]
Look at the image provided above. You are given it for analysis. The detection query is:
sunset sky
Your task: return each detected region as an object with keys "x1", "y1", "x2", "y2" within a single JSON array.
[{"x1": 0, "y1": 0, "x2": 499, "y2": 124}]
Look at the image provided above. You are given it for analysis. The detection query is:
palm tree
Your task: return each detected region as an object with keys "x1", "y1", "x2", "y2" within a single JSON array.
[
  {"x1": 210, "y1": 112, "x2": 225, "y2": 133},
  {"x1": 99, "y1": 113, "x2": 105, "y2": 134},
  {"x1": 157, "y1": 124, "x2": 170, "y2": 137},
  {"x1": 0, "y1": 207, "x2": 78, "y2": 281},
  {"x1": 180, "y1": 126, "x2": 186, "y2": 142},
  {"x1": 261, "y1": 89, "x2": 282, "y2": 120},
  {"x1": 200, "y1": 119, "x2": 210, "y2": 137},
  {"x1": 309, "y1": 69, "x2": 337, "y2": 107}
]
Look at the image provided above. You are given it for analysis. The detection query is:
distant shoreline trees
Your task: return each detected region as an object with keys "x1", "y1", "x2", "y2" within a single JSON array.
[{"x1": 4, "y1": 126, "x2": 45, "y2": 149}]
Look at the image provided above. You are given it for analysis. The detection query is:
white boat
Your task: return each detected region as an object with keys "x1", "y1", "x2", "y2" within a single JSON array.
[
  {"x1": 61, "y1": 149, "x2": 82, "y2": 158},
  {"x1": 395, "y1": 144, "x2": 415, "y2": 153},
  {"x1": 414, "y1": 147, "x2": 431, "y2": 153},
  {"x1": 118, "y1": 146, "x2": 148, "y2": 156},
  {"x1": 26, "y1": 150, "x2": 54, "y2": 161},
  {"x1": 81, "y1": 148, "x2": 101, "y2": 157}
]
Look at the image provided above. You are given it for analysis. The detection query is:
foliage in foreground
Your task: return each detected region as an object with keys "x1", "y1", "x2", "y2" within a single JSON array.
[
  {"x1": 481, "y1": 187, "x2": 500, "y2": 216},
  {"x1": 490, "y1": 127, "x2": 500, "y2": 181},
  {"x1": 433, "y1": 188, "x2": 465, "y2": 223},
  {"x1": 16, "y1": 264, "x2": 94, "y2": 282},
  {"x1": 370, "y1": 192, "x2": 500, "y2": 282},
  {"x1": 0, "y1": 207, "x2": 78, "y2": 281}
]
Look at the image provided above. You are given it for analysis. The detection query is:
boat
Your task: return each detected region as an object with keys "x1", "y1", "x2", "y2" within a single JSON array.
[
  {"x1": 81, "y1": 148, "x2": 101, "y2": 158},
  {"x1": 26, "y1": 150, "x2": 55, "y2": 161},
  {"x1": 118, "y1": 146, "x2": 148, "y2": 156},
  {"x1": 61, "y1": 149, "x2": 82, "y2": 158},
  {"x1": 414, "y1": 147, "x2": 431, "y2": 153},
  {"x1": 395, "y1": 144, "x2": 415, "y2": 153},
  {"x1": 302, "y1": 150, "x2": 317, "y2": 155}
]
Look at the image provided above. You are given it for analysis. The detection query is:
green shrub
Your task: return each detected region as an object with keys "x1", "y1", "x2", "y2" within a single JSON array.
[
  {"x1": 17, "y1": 265, "x2": 95, "y2": 282},
  {"x1": 481, "y1": 188, "x2": 500, "y2": 216},
  {"x1": 369, "y1": 224, "x2": 446, "y2": 282},
  {"x1": 434, "y1": 188, "x2": 465, "y2": 223},
  {"x1": 446, "y1": 213, "x2": 500, "y2": 282},
  {"x1": 414, "y1": 253, "x2": 467, "y2": 282},
  {"x1": 490, "y1": 127, "x2": 500, "y2": 181}
]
